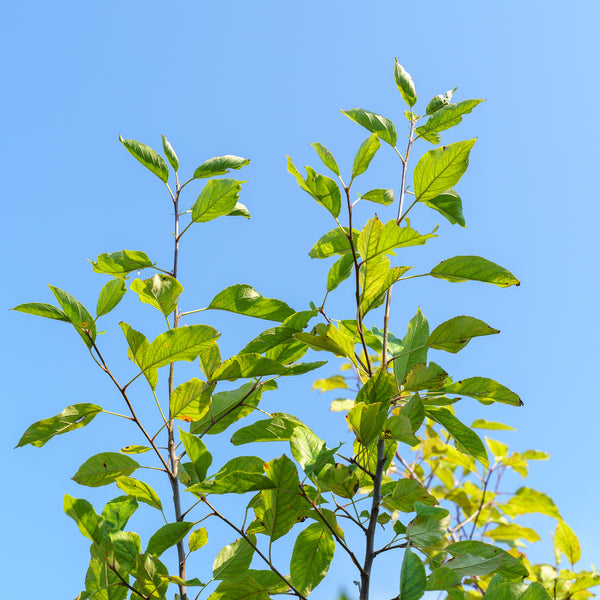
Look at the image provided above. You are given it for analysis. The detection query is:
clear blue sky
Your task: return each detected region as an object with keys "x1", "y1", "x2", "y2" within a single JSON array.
[{"x1": 2, "y1": 1, "x2": 598, "y2": 598}]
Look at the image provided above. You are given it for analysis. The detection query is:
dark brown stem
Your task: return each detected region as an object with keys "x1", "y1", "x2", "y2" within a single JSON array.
[
  {"x1": 360, "y1": 438, "x2": 386, "y2": 600},
  {"x1": 468, "y1": 464, "x2": 495, "y2": 539},
  {"x1": 202, "y1": 496, "x2": 307, "y2": 600}
]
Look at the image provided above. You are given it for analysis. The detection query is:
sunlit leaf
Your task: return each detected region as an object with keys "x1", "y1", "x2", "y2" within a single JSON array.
[
  {"x1": 442, "y1": 377, "x2": 522, "y2": 406},
  {"x1": 146, "y1": 521, "x2": 194, "y2": 557},
  {"x1": 90, "y1": 249, "x2": 154, "y2": 278},
  {"x1": 341, "y1": 108, "x2": 398, "y2": 147},
  {"x1": 116, "y1": 477, "x2": 162, "y2": 511},
  {"x1": 555, "y1": 520, "x2": 581, "y2": 565},
  {"x1": 130, "y1": 274, "x2": 183, "y2": 316},
  {"x1": 394, "y1": 59, "x2": 417, "y2": 107},
  {"x1": 170, "y1": 378, "x2": 212, "y2": 422},
  {"x1": 359, "y1": 188, "x2": 395, "y2": 206},
  {"x1": 309, "y1": 227, "x2": 357, "y2": 259},
  {"x1": 119, "y1": 135, "x2": 169, "y2": 183},
  {"x1": 49, "y1": 285, "x2": 96, "y2": 348},
  {"x1": 430, "y1": 255, "x2": 520, "y2": 287},
  {"x1": 213, "y1": 535, "x2": 255, "y2": 581},
  {"x1": 290, "y1": 523, "x2": 335, "y2": 595},
  {"x1": 419, "y1": 189, "x2": 465, "y2": 226},
  {"x1": 193, "y1": 155, "x2": 250, "y2": 179},
  {"x1": 189, "y1": 527, "x2": 208, "y2": 552},
  {"x1": 161, "y1": 134, "x2": 179, "y2": 171},
  {"x1": 96, "y1": 278, "x2": 127, "y2": 318},
  {"x1": 428, "y1": 316, "x2": 499, "y2": 353},
  {"x1": 72, "y1": 453, "x2": 139, "y2": 487},
  {"x1": 352, "y1": 133, "x2": 380, "y2": 180},
  {"x1": 192, "y1": 178, "x2": 244, "y2": 223},
  {"x1": 311, "y1": 142, "x2": 340, "y2": 176},
  {"x1": 287, "y1": 157, "x2": 341, "y2": 218},
  {"x1": 209, "y1": 284, "x2": 295, "y2": 322}
]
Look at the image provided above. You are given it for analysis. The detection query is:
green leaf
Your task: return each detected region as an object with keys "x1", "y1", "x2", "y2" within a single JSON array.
[
  {"x1": 72, "y1": 453, "x2": 139, "y2": 487},
  {"x1": 11, "y1": 302, "x2": 70, "y2": 322},
  {"x1": 430, "y1": 255, "x2": 520, "y2": 287},
  {"x1": 347, "y1": 402, "x2": 388, "y2": 446},
  {"x1": 444, "y1": 541, "x2": 529, "y2": 579},
  {"x1": 287, "y1": 157, "x2": 341, "y2": 218},
  {"x1": 341, "y1": 108, "x2": 398, "y2": 147},
  {"x1": 425, "y1": 567, "x2": 461, "y2": 591},
  {"x1": 199, "y1": 341, "x2": 222, "y2": 377},
  {"x1": 193, "y1": 155, "x2": 250, "y2": 179},
  {"x1": 110, "y1": 530, "x2": 141, "y2": 569},
  {"x1": 313, "y1": 375, "x2": 348, "y2": 393},
  {"x1": 130, "y1": 274, "x2": 183, "y2": 316},
  {"x1": 352, "y1": 134, "x2": 380, "y2": 180},
  {"x1": 16, "y1": 403, "x2": 102, "y2": 448},
  {"x1": 290, "y1": 427, "x2": 334, "y2": 474},
  {"x1": 131, "y1": 554, "x2": 169, "y2": 598},
  {"x1": 406, "y1": 503, "x2": 450, "y2": 547},
  {"x1": 188, "y1": 527, "x2": 208, "y2": 552},
  {"x1": 327, "y1": 253, "x2": 354, "y2": 292},
  {"x1": 119, "y1": 322, "x2": 158, "y2": 390},
  {"x1": 420, "y1": 189, "x2": 465, "y2": 227},
  {"x1": 90, "y1": 250, "x2": 154, "y2": 278},
  {"x1": 404, "y1": 362, "x2": 448, "y2": 391},
  {"x1": 231, "y1": 413, "x2": 307, "y2": 445},
  {"x1": 84, "y1": 545, "x2": 129, "y2": 600},
  {"x1": 170, "y1": 378, "x2": 212, "y2": 422},
  {"x1": 486, "y1": 524, "x2": 541, "y2": 543},
  {"x1": 141, "y1": 324, "x2": 219, "y2": 370},
  {"x1": 192, "y1": 178, "x2": 244, "y2": 223},
  {"x1": 393, "y1": 308, "x2": 429, "y2": 387},
  {"x1": 309, "y1": 227, "x2": 358, "y2": 259},
  {"x1": 555, "y1": 520, "x2": 581, "y2": 565},
  {"x1": 101, "y1": 495, "x2": 138, "y2": 532},
  {"x1": 414, "y1": 139, "x2": 476, "y2": 204},
  {"x1": 355, "y1": 367, "x2": 396, "y2": 405},
  {"x1": 256, "y1": 455, "x2": 306, "y2": 541},
  {"x1": 442, "y1": 377, "x2": 522, "y2": 406},
  {"x1": 161, "y1": 134, "x2": 179, "y2": 171},
  {"x1": 428, "y1": 316, "x2": 499, "y2": 353},
  {"x1": 359, "y1": 188, "x2": 395, "y2": 205},
  {"x1": 418, "y1": 100, "x2": 483, "y2": 136},
  {"x1": 241, "y1": 326, "x2": 299, "y2": 355},
  {"x1": 426, "y1": 407, "x2": 489, "y2": 469},
  {"x1": 471, "y1": 419, "x2": 516, "y2": 431},
  {"x1": 120, "y1": 445, "x2": 151, "y2": 454},
  {"x1": 210, "y1": 353, "x2": 288, "y2": 381},
  {"x1": 399, "y1": 547, "x2": 426, "y2": 600},
  {"x1": 227, "y1": 201, "x2": 251, "y2": 218},
  {"x1": 189, "y1": 456, "x2": 274, "y2": 495},
  {"x1": 359, "y1": 255, "x2": 411, "y2": 315},
  {"x1": 64, "y1": 494, "x2": 102, "y2": 545},
  {"x1": 208, "y1": 577, "x2": 270, "y2": 600},
  {"x1": 208, "y1": 284, "x2": 295, "y2": 321},
  {"x1": 116, "y1": 477, "x2": 162, "y2": 511},
  {"x1": 119, "y1": 135, "x2": 169, "y2": 183},
  {"x1": 394, "y1": 59, "x2": 417, "y2": 107},
  {"x1": 179, "y1": 429, "x2": 212, "y2": 482},
  {"x1": 190, "y1": 382, "x2": 263, "y2": 435},
  {"x1": 311, "y1": 142, "x2": 340, "y2": 176},
  {"x1": 146, "y1": 521, "x2": 193, "y2": 557},
  {"x1": 96, "y1": 278, "x2": 127, "y2": 318},
  {"x1": 49, "y1": 285, "x2": 96, "y2": 348},
  {"x1": 290, "y1": 523, "x2": 335, "y2": 595},
  {"x1": 213, "y1": 535, "x2": 255, "y2": 580},
  {"x1": 426, "y1": 89, "x2": 456, "y2": 115}
]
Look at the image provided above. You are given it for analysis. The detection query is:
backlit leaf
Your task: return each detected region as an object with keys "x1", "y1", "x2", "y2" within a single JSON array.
[
  {"x1": 119, "y1": 135, "x2": 169, "y2": 182},
  {"x1": 193, "y1": 155, "x2": 250, "y2": 179},
  {"x1": 327, "y1": 252, "x2": 354, "y2": 292},
  {"x1": 189, "y1": 527, "x2": 208, "y2": 552},
  {"x1": 192, "y1": 178, "x2": 244, "y2": 223},
  {"x1": 500, "y1": 487, "x2": 561, "y2": 519},
  {"x1": 418, "y1": 100, "x2": 483, "y2": 136},
  {"x1": 96, "y1": 278, "x2": 127, "y2": 318},
  {"x1": 11, "y1": 302, "x2": 69, "y2": 322},
  {"x1": 90, "y1": 250, "x2": 154, "y2": 278},
  {"x1": 179, "y1": 429, "x2": 212, "y2": 481},
  {"x1": 352, "y1": 133, "x2": 380, "y2": 180},
  {"x1": 161, "y1": 134, "x2": 179, "y2": 171},
  {"x1": 64, "y1": 494, "x2": 102, "y2": 545},
  {"x1": 444, "y1": 541, "x2": 529, "y2": 579},
  {"x1": 359, "y1": 188, "x2": 395, "y2": 206},
  {"x1": 209, "y1": 284, "x2": 295, "y2": 322},
  {"x1": 210, "y1": 353, "x2": 287, "y2": 381},
  {"x1": 170, "y1": 377, "x2": 212, "y2": 422},
  {"x1": 309, "y1": 227, "x2": 357, "y2": 259},
  {"x1": 231, "y1": 414, "x2": 307, "y2": 445},
  {"x1": 213, "y1": 535, "x2": 255, "y2": 580},
  {"x1": 146, "y1": 521, "x2": 194, "y2": 557},
  {"x1": 311, "y1": 142, "x2": 340, "y2": 176},
  {"x1": 428, "y1": 316, "x2": 499, "y2": 353},
  {"x1": 394, "y1": 59, "x2": 417, "y2": 107},
  {"x1": 425, "y1": 89, "x2": 456, "y2": 115},
  {"x1": 130, "y1": 274, "x2": 183, "y2": 316},
  {"x1": 430, "y1": 255, "x2": 520, "y2": 287},
  {"x1": 419, "y1": 189, "x2": 465, "y2": 226},
  {"x1": 400, "y1": 548, "x2": 426, "y2": 600},
  {"x1": 287, "y1": 157, "x2": 341, "y2": 218},
  {"x1": 73, "y1": 453, "x2": 139, "y2": 487},
  {"x1": 555, "y1": 520, "x2": 581, "y2": 565},
  {"x1": 341, "y1": 108, "x2": 398, "y2": 147},
  {"x1": 49, "y1": 285, "x2": 96, "y2": 348},
  {"x1": 290, "y1": 523, "x2": 335, "y2": 595},
  {"x1": 116, "y1": 477, "x2": 162, "y2": 511},
  {"x1": 442, "y1": 377, "x2": 522, "y2": 406},
  {"x1": 393, "y1": 308, "x2": 429, "y2": 387}
]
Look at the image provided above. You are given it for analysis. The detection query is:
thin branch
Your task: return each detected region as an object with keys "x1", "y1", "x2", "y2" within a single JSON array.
[
  {"x1": 469, "y1": 465, "x2": 495, "y2": 539},
  {"x1": 373, "y1": 542, "x2": 408, "y2": 557},
  {"x1": 395, "y1": 452, "x2": 420, "y2": 481}
]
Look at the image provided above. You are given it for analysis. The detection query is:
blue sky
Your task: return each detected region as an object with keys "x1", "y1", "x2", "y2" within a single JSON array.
[{"x1": 2, "y1": 1, "x2": 598, "y2": 598}]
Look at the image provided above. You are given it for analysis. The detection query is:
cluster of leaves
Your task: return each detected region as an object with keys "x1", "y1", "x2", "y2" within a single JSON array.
[{"x1": 13, "y1": 61, "x2": 598, "y2": 600}]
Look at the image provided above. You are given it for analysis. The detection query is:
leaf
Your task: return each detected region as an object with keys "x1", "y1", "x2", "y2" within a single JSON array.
[
  {"x1": 442, "y1": 377, "x2": 522, "y2": 406},
  {"x1": 555, "y1": 520, "x2": 581, "y2": 565},
  {"x1": 213, "y1": 535, "x2": 255, "y2": 580},
  {"x1": 399, "y1": 548, "x2": 427, "y2": 600},
  {"x1": 120, "y1": 445, "x2": 151, "y2": 454},
  {"x1": 16, "y1": 403, "x2": 102, "y2": 448},
  {"x1": 190, "y1": 382, "x2": 263, "y2": 436},
  {"x1": 428, "y1": 316, "x2": 499, "y2": 353},
  {"x1": 227, "y1": 201, "x2": 251, "y2": 218},
  {"x1": 404, "y1": 362, "x2": 448, "y2": 391},
  {"x1": 444, "y1": 541, "x2": 529, "y2": 579},
  {"x1": 130, "y1": 274, "x2": 183, "y2": 316},
  {"x1": 119, "y1": 322, "x2": 158, "y2": 390},
  {"x1": 313, "y1": 375, "x2": 348, "y2": 393},
  {"x1": 327, "y1": 253, "x2": 354, "y2": 292},
  {"x1": 290, "y1": 523, "x2": 335, "y2": 595},
  {"x1": 309, "y1": 227, "x2": 357, "y2": 259},
  {"x1": 11, "y1": 302, "x2": 70, "y2": 322},
  {"x1": 161, "y1": 134, "x2": 179, "y2": 171},
  {"x1": 72, "y1": 453, "x2": 140, "y2": 487},
  {"x1": 430, "y1": 255, "x2": 520, "y2": 287},
  {"x1": 355, "y1": 367, "x2": 396, "y2": 405},
  {"x1": 394, "y1": 59, "x2": 417, "y2": 107},
  {"x1": 208, "y1": 284, "x2": 295, "y2": 322},
  {"x1": 116, "y1": 477, "x2": 162, "y2": 511},
  {"x1": 287, "y1": 157, "x2": 341, "y2": 218},
  {"x1": 179, "y1": 429, "x2": 212, "y2": 481},
  {"x1": 170, "y1": 378, "x2": 212, "y2": 422},
  {"x1": 231, "y1": 413, "x2": 307, "y2": 445},
  {"x1": 426, "y1": 407, "x2": 489, "y2": 469},
  {"x1": 471, "y1": 419, "x2": 516, "y2": 431},
  {"x1": 486, "y1": 524, "x2": 541, "y2": 543},
  {"x1": 414, "y1": 139, "x2": 476, "y2": 204},
  {"x1": 110, "y1": 531, "x2": 141, "y2": 569},
  {"x1": 311, "y1": 142, "x2": 339, "y2": 176},
  {"x1": 193, "y1": 155, "x2": 250, "y2": 179},
  {"x1": 131, "y1": 554, "x2": 169, "y2": 598},
  {"x1": 119, "y1": 135, "x2": 169, "y2": 182},
  {"x1": 210, "y1": 353, "x2": 288, "y2": 381},
  {"x1": 359, "y1": 188, "x2": 395, "y2": 205},
  {"x1": 418, "y1": 100, "x2": 483, "y2": 136},
  {"x1": 146, "y1": 522, "x2": 194, "y2": 557},
  {"x1": 500, "y1": 488, "x2": 561, "y2": 519},
  {"x1": 393, "y1": 308, "x2": 429, "y2": 387},
  {"x1": 142, "y1": 325, "x2": 219, "y2": 370},
  {"x1": 192, "y1": 178, "x2": 245, "y2": 223},
  {"x1": 341, "y1": 108, "x2": 398, "y2": 147},
  {"x1": 352, "y1": 133, "x2": 380, "y2": 180},
  {"x1": 406, "y1": 503, "x2": 450, "y2": 546},
  {"x1": 426, "y1": 89, "x2": 456, "y2": 115},
  {"x1": 64, "y1": 494, "x2": 102, "y2": 545},
  {"x1": 101, "y1": 495, "x2": 138, "y2": 532},
  {"x1": 84, "y1": 545, "x2": 129, "y2": 600},
  {"x1": 96, "y1": 278, "x2": 127, "y2": 318},
  {"x1": 420, "y1": 189, "x2": 465, "y2": 226},
  {"x1": 290, "y1": 427, "x2": 335, "y2": 474},
  {"x1": 189, "y1": 527, "x2": 208, "y2": 552},
  {"x1": 208, "y1": 577, "x2": 270, "y2": 600},
  {"x1": 189, "y1": 456, "x2": 274, "y2": 495},
  {"x1": 199, "y1": 341, "x2": 222, "y2": 377},
  {"x1": 347, "y1": 402, "x2": 388, "y2": 446},
  {"x1": 90, "y1": 250, "x2": 154, "y2": 278},
  {"x1": 359, "y1": 255, "x2": 411, "y2": 315},
  {"x1": 49, "y1": 285, "x2": 96, "y2": 348}
]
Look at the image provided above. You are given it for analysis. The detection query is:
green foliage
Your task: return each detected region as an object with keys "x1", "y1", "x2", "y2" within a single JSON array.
[{"x1": 13, "y1": 63, "x2": 596, "y2": 600}]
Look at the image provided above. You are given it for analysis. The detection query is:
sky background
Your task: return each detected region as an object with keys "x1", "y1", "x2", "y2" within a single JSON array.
[{"x1": 2, "y1": 1, "x2": 598, "y2": 598}]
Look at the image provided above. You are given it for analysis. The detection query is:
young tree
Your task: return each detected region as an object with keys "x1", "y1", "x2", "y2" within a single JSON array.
[{"x1": 13, "y1": 60, "x2": 598, "y2": 600}]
